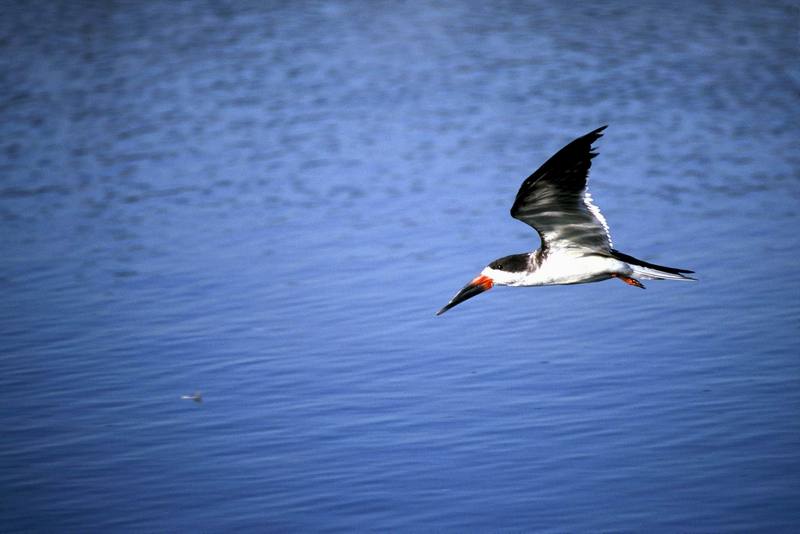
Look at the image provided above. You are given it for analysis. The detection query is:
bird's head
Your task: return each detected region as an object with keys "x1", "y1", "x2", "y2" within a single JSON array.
[{"x1": 436, "y1": 253, "x2": 531, "y2": 315}]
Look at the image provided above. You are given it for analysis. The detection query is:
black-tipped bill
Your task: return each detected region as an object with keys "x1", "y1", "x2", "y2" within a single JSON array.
[{"x1": 436, "y1": 275, "x2": 494, "y2": 316}]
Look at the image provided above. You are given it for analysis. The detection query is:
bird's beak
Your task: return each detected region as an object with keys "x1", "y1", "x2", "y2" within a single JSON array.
[{"x1": 436, "y1": 274, "x2": 494, "y2": 316}]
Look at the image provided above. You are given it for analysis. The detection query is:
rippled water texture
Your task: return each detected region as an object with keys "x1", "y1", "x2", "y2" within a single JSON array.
[{"x1": 1, "y1": 1, "x2": 798, "y2": 531}]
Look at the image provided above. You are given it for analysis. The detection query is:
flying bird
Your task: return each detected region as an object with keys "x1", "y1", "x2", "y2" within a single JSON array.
[
  {"x1": 437, "y1": 126, "x2": 694, "y2": 316},
  {"x1": 181, "y1": 391, "x2": 203, "y2": 403}
]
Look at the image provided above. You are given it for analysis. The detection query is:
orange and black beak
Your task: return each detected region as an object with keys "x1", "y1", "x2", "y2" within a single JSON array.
[{"x1": 436, "y1": 274, "x2": 494, "y2": 316}]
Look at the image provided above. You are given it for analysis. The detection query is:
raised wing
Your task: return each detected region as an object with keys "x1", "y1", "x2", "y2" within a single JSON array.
[{"x1": 510, "y1": 126, "x2": 613, "y2": 252}]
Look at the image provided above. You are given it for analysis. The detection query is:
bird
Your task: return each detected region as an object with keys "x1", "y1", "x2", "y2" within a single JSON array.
[
  {"x1": 436, "y1": 125, "x2": 694, "y2": 316},
  {"x1": 181, "y1": 391, "x2": 203, "y2": 403}
]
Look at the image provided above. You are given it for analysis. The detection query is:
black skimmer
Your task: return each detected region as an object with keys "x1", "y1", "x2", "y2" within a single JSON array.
[
  {"x1": 436, "y1": 126, "x2": 695, "y2": 316},
  {"x1": 181, "y1": 391, "x2": 203, "y2": 403}
]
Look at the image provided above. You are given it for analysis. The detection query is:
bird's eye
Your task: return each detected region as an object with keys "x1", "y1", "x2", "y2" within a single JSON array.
[{"x1": 497, "y1": 264, "x2": 503, "y2": 270}]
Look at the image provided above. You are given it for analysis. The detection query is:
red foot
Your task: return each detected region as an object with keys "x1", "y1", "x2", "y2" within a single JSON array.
[{"x1": 612, "y1": 274, "x2": 645, "y2": 289}]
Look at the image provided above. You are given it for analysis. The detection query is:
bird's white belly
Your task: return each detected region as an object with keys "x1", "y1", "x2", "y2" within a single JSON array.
[{"x1": 516, "y1": 251, "x2": 629, "y2": 286}]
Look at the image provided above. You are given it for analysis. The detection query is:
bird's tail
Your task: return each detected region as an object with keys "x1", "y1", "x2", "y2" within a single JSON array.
[{"x1": 610, "y1": 249, "x2": 696, "y2": 281}]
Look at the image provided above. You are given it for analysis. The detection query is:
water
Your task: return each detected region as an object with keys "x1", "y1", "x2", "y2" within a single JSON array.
[{"x1": 1, "y1": 1, "x2": 798, "y2": 531}]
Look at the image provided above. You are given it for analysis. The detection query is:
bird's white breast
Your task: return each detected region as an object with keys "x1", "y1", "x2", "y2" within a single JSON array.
[{"x1": 515, "y1": 250, "x2": 630, "y2": 286}]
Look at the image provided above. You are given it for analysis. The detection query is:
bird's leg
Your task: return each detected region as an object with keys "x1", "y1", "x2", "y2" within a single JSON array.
[{"x1": 611, "y1": 274, "x2": 646, "y2": 289}]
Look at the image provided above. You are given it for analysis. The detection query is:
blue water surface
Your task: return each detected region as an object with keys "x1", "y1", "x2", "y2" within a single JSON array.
[{"x1": 1, "y1": 1, "x2": 799, "y2": 531}]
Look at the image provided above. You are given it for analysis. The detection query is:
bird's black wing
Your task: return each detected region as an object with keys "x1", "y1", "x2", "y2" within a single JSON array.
[{"x1": 510, "y1": 125, "x2": 613, "y2": 253}]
